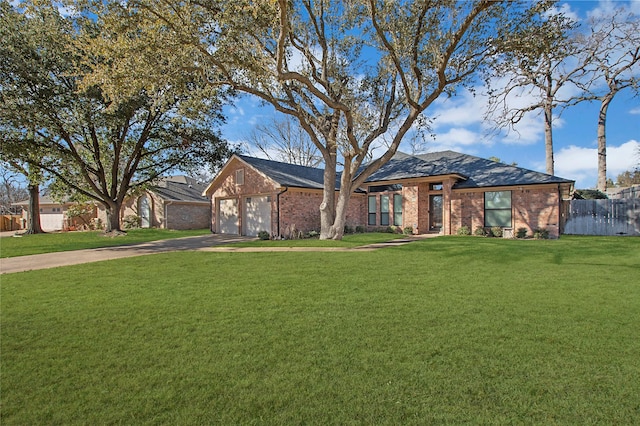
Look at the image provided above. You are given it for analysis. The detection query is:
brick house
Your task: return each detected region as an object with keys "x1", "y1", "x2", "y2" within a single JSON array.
[
  {"x1": 203, "y1": 151, "x2": 574, "y2": 238},
  {"x1": 121, "y1": 176, "x2": 210, "y2": 230}
]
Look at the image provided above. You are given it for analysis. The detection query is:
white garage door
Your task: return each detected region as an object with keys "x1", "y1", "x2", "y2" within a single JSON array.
[
  {"x1": 243, "y1": 196, "x2": 272, "y2": 237},
  {"x1": 41, "y1": 213, "x2": 64, "y2": 231},
  {"x1": 218, "y1": 198, "x2": 239, "y2": 234}
]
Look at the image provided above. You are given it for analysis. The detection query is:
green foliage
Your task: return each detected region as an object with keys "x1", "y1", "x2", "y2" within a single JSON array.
[
  {"x1": 474, "y1": 226, "x2": 487, "y2": 236},
  {"x1": 257, "y1": 230, "x2": 270, "y2": 240},
  {"x1": 2, "y1": 237, "x2": 639, "y2": 424},
  {"x1": 490, "y1": 226, "x2": 503, "y2": 237},
  {"x1": 457, "y1": 226, "x2": 471, "y2": 236},
  {"x1": 123, "y1": 215, "x2": 141, "y2": 229},
  {"x1": 574, "y1": 189, "x2": 608, "y2": 199},
  {"x1": 355, "y1": 225, "x2": 366, "y2": 233},
  {"x1": 403, "y1": 226, "x2": 414, "y2": 235},
  {"x1": 343, "y1": 225, "x2": 354, "y2": 234},
  {"x1": 533, "y1": 228, "x2": 550, "y2": 239},
  {"x1": 516, "y1": 227, "x2": 528, "y2": 239},
  {"x1": 615, "y1": 169, "x2": 640, "y2": 187}
]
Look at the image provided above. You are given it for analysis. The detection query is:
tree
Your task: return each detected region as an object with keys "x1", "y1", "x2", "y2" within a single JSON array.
[
  {"x1": 134, "y1": 0, "x2": 549, "y2": 239},
  {"x1": 615, "y1": 169, "x2": 640, "y2": 187},
  {"x1": 487, "y1": 7, "x2": 588, "y2": 175},
  {"x1": 0, "y1": 2, "x2": 231, "y2": 233},
  {"x1": 247, "y1": 116, "x2": 322, "y2": 167},
  {"x1": 580, "y1": 7, "x2": 640, "y2": 191},
  {"x1": 0, "y1": 165, "x2": 28, "y2": 214}
]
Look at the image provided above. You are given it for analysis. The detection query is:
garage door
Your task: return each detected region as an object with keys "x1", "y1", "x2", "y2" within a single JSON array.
[
  {"x1": 218, "y1": 198, "x2": 239, "y2": 234},
  {"x1": 41, "y1": 213, "x2": 64, "y2": 231},
  {"x1": 243, "y1": 196, "x2": 272, "y2": 237}
]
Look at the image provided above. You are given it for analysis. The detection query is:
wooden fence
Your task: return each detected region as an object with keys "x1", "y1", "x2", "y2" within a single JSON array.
[
  {"x1": 562, "y1": 199, "x2": 640, "y2": 236},
  {"x1": 1, "y1": 215, "x2": 22, "y2": 232}
]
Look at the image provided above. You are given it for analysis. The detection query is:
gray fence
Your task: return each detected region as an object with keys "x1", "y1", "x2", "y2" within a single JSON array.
[{"x1": 563, "y1": 199, "x2": 640, "y2": 236}]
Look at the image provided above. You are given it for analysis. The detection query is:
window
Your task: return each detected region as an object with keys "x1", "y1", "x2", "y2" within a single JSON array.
[
  {"x1": 430, "y1": 183, "x2": 443, "y2": 191},
  {"x1": 236, "y1": 169, "x2": 244, "y2": 185},
  {"x1": 380, "y1": 195, "x2": 390, "y2": 226},
  {"x1": 485, "y1": 191, "x2": 512, "y2": 227},
  {"x1": 393, "y1": 194, "x2": 402, "y2": 226},
  {"x1": 368, "y1": 196, "x2": 377, "y2": 225}
]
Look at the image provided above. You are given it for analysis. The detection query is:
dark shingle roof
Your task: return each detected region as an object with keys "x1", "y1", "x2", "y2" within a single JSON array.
[
  {"x1": 238, "y1": 155, "x2": 332, "y2": 189},
  {"x1": 152, "y1": 176, "x2": 209, "y2": 203},
  {"x1": 366, "y1": 151, "x2": 573, "y2": 188}
]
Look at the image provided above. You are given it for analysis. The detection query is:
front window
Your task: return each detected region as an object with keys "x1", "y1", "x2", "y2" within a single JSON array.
[
  {"x1": 380, "y1": 195, "x2": 390, "y2": 226},
  {"x1": 393, "y1": 194, "x2": 402, "y2": 226},
  {"x1": 484, "y1": 191, "x2": 512, "y2": 227},
  {"x1": 368, "y1": 196, "x2": 377, "y2": 225}
]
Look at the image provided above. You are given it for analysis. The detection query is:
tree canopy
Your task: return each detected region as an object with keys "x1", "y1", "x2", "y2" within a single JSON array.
[{"x1": 0, "y1": 1, "x2": 232, "y2": 232}]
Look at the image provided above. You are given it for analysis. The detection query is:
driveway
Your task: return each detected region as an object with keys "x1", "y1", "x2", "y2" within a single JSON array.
[{"x1": 0, "y1": 234, "x2": 253, "y2": 274}]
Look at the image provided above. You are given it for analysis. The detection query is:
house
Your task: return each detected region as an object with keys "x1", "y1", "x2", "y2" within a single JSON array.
[
  {"x1": 121, "y1": 175, "x2": 210, "y2": 230},
  {"x1": 13, "y1": 195, "x2": 98, "y2": 231},
  {"x1": 205, "y1": 151, "x2": 575, "y2": 238}
]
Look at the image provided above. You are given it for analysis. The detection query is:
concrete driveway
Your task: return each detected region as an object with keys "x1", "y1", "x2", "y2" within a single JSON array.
[{"x1": 0, "y1": 234, "x2": 253, "y2": 274}]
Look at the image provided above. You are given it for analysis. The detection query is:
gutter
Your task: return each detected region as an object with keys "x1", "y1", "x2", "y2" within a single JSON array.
[{"x1": 276, "y1": 186, "x2": 289, "y2": 238}]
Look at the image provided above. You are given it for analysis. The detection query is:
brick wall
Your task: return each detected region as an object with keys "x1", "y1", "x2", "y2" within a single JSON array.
[
  {"x1": 165, "y1": 203, "x2": 211, "y2": 230},
  {"x1": 449, "y1": 185, "x2": 562, "y2": 238}
]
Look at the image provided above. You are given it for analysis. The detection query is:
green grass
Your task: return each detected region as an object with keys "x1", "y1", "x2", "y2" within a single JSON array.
[
  {"x1": 0, "y1": 228, "x2": 210, "y2": 258},
  {"x1": 2, "y1": 236, "x2": 639, "y2": 424},
  {"x1": 230, "y1": 232, "x2": 407, "y2": 248}
]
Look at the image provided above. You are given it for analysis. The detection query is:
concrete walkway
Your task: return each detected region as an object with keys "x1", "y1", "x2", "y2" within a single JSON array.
[{"x1": 0, "y1": 233, "x2": 438, "y2": 275}]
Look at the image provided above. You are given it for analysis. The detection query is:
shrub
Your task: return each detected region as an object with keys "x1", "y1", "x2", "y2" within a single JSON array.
[
  {"x1": 123, "y1": 215, "x2": 141, "y2": 229},
  {"x1": 306, "y1": 230, "x2": 319, "y2": 238},
  {"x1": 457, "y1": 226, "x2": 471, "y2": 236},
  {"x1": 257, "y1": 230, "x2": 270, "y2": 240},
  {"x1": 533, "y1": 228, "x2": 549, "y2": 239},
  {"x1": 385, "y1": 226, "x2": 396, "y2": 233},
  {"x1": 490, "y1": 226, "x2": 503, "y2": 238},
  {"x1": 474, "y1": 226, "x2": 486, "y2": 237},
  {"x1": 516, "y1": 227, "x2": 528, "y2": 239},
  {"x1": 403, "y1": 226, "x2": 414, "y2": 235},
  {"x1": 355, "y1": 225, "x2": 366, "y2": 233},
  {"x1": 344, "y1": 225, "x2": 354, "y2": 234}
]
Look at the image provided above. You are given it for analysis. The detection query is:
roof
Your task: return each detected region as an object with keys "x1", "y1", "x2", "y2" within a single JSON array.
[
  {"x1": 237, "y1": 155, "x2": 332, "y2": 190},
  {"x1": 366, "y1": 151, "x2": 574, "y2": 189},
  {"x1": 151, "y1": 176, "x2": 209, "y2": 203}
]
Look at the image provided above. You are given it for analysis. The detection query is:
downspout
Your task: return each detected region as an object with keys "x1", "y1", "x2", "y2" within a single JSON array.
[{"x1": 276, "y1": 186, "x2": 289, "y2": 238}]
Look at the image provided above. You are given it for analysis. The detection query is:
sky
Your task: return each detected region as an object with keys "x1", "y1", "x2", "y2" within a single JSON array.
[{"x1": 220, "y1": 0, "x2": 640, "y2": 190}]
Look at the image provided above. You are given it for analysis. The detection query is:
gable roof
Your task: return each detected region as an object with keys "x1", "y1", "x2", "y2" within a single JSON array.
[
  {"x1": 152, "y1": 176, "x2": 209, "y2": 203},
  {"x1": 366, "y1": 151, "x2": 574, "y2": 189},
  {"x1": 237, "y1": 155, "x2": 331, "y2": 190}
]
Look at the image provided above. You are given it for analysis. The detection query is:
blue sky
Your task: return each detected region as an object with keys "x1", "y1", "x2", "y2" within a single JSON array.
[{"x1": 220, "y1": 0, "x2": 639, "y2": 189}]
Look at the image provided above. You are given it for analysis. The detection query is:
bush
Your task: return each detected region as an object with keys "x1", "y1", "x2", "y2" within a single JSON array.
[
  {"x1": 257, "y1": 230, "x2": 270, "y2": 240},
  {"x1": 306, "y1": 230, "x2": 319, "y2": 238},
  {"x1": 457, "y1": 226, "x2": 471, "y2": 236},
  {"x1": 516, "y1": 227, "x2": 528, "y2": 239},
  {"x1": 123, "y1": 215, "x2": 141, "y2": 229},
  {"x1": 385, "y1": 226, "x2": 396, "y2": 234},
  {"x1": 490, "y1": 226, "x2": 503, "y2": 238},
  {"x1": 533, "y1": 228, "x2": 549, "y2": 239},
  {"x1": 344, "y1": 225, "x2": 354, "y2": 234},
  {"x1": 474, "y1": 226, "x2": 486, "y2": 237},
  {"x1": 355, "y1": 225, "x2": 366, "y2": 233},
  {"x1": 403, "y1": 226, "x2": 414, "y2": 235}
]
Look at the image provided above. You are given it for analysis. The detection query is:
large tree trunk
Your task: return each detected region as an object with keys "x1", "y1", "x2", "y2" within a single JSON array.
[
  {"x1": 596, "y1": 94, "x2": 613, "y2": 192},
  {"x1": 104, "y1": 200, "x2": 124, "y2": 233},
  {"x1": 543, "y1": 97, "x2": 554, "y2": 176},
  {"x1": 319, "y1": 154, "x2": 337, "y2": 240},
  {"x1": 25, "y1": 183, "x2": 43, "y2": 234}
]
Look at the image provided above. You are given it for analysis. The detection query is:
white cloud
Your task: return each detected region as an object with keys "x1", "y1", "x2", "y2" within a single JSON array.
[
  {"x1": 555, "y1": 139, "x2": 639, "y2": 187},
  {"x1": 430, "y1": 89, "x2": 488, "y2": 129},
  {"x1": 629, "y1": 107, "x2": 640, "y2": 115}
]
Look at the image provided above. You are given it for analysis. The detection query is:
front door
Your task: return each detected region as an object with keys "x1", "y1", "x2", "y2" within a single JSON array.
[
  {"x1": 139, "y1": 195, "x2": 151, "y2": 228},
  {"x1": 429, "y1": 194, "x2": 443, "y2": 232}
]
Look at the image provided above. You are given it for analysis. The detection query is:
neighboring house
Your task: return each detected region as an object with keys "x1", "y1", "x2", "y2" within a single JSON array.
[
  {"x1": 121, "y1": 176, "x2": 210, "y2": 230},
  {"x1": 204, "y1": 151, "x2": 574, "y2": 238},
  {"x1": 13, "y1": 195, "x2": 98, "y2": 231}
]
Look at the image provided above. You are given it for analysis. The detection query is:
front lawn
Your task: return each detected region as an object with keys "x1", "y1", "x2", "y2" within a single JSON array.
[
  {"x1": 2, "y1": 236, "x2": 639, "y2": 424},
  {"x1": 0, "y1": 228, "x2": 211, "y2": 258}
]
